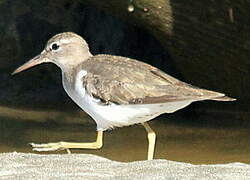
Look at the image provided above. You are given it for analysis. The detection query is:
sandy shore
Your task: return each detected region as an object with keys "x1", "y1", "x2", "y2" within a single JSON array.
[{"x1": 0, "y1": 152, "x2": 249, "y2": 179}]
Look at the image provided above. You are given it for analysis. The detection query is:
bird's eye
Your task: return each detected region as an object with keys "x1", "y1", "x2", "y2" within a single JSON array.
[{"x1": 50, "y1": 43, "x2": 60, "y2": 51}]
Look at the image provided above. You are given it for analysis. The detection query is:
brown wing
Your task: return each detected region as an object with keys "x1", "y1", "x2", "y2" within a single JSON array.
[{"x1": 79, "y1": 55, "x2": 226, "y2": 105}]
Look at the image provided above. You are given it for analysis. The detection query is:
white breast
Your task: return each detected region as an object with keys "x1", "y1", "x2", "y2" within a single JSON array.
[{"x1": 63, "y1": 70, "x2": 193, "y2": 131}]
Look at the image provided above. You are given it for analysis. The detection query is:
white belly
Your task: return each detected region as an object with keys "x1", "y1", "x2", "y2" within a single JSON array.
[
  {"x1": 67, "y1": 89, "x2": 192, "y2": 131},
  {"x1": 63, "y1": 70, "x2": 193, "y2": 131}
]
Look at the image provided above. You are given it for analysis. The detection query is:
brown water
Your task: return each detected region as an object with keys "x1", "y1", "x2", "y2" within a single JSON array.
[{"x1": 0, "y1": 106, "x2": 249, "y2": 164}]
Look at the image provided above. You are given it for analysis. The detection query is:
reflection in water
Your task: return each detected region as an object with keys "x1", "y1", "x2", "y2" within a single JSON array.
[{"x1": 0, "y1": 106, "x2": 249, "y2": 164}]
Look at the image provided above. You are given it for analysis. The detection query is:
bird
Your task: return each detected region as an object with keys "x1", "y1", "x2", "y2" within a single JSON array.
[{"x1": 12, "y1": 32, "x2": 235, "y2": 160}]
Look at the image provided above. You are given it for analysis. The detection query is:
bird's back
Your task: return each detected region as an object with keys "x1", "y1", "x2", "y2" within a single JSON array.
[{"x1": 76, "y1": 54, "x2": 235, "y2": 105}]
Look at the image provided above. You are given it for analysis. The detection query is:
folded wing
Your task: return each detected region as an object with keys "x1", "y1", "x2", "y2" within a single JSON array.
[{"x1": 79, "y1": 55, "x2": 235, "y2": 105}]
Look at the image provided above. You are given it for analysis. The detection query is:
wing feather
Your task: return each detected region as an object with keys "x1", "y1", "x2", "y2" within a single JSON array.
[{"x1": 78, "y1": 55, "x2": 224, "y2": 105}]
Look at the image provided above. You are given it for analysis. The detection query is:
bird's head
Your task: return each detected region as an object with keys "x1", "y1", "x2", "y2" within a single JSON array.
[{"x1": 12, "y1": 32, "x2": 92, "y2": 75}]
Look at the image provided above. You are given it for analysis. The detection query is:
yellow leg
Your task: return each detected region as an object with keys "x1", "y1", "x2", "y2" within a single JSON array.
[
  {"x1": 30, "y1": 131, "x2": 103, "y2": 153},
  {"x1": 142, "y1": 122, "x2": 156, "y2": 160}
]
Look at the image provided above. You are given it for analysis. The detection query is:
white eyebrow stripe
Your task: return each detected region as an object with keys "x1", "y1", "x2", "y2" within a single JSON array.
[{"x1": 60, "y1": 39, "x2": 71, "y2": 44}]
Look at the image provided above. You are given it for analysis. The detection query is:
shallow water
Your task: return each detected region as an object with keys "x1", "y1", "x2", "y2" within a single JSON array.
[{"x1": 0, "y1": 106, "x2": 249, "y2": 164}]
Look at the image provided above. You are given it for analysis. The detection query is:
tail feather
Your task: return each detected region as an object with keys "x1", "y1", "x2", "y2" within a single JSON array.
[
  {"x1": 211, "y1": 95, "x2": 236, "y2": 101},
  {"x1": 198, "y1": 88, "x2": 236, "y2": 102}
]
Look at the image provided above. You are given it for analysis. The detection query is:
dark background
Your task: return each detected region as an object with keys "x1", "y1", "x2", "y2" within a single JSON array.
[
  {"x1": 0, "y1": 0, "x2": 245, "y2": 113},
  {"x1": 0, "y1": 0, "x2": 175, "y2": 109}
]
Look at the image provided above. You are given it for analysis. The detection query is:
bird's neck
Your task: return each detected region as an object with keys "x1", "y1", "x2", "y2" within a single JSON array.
[{"x1": 56, "y1": 52, "x2": 93, "y2": 72}]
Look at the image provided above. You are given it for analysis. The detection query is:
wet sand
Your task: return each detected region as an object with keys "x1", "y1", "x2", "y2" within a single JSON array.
[{"x1": 0, "y1": 106, "x2": 249, "y2": 164}]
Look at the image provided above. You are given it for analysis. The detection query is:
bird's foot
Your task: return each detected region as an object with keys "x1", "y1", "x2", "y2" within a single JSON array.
[
  {"x1": 30, "y1": 142, "x2": 71, "y2": 154},
  {"x1": 29, "y1": 132, "x2": 103, "y2": 153}
]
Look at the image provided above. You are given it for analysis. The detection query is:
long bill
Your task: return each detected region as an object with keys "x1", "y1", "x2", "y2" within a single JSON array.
[{"x1": 11, "y1": 54, "x2": 43, "y2": 75}]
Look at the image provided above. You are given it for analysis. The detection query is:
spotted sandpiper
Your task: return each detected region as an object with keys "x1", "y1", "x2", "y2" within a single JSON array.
[{"x1": 12, "y1": 32, "x2": 235, "y2": 160}]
